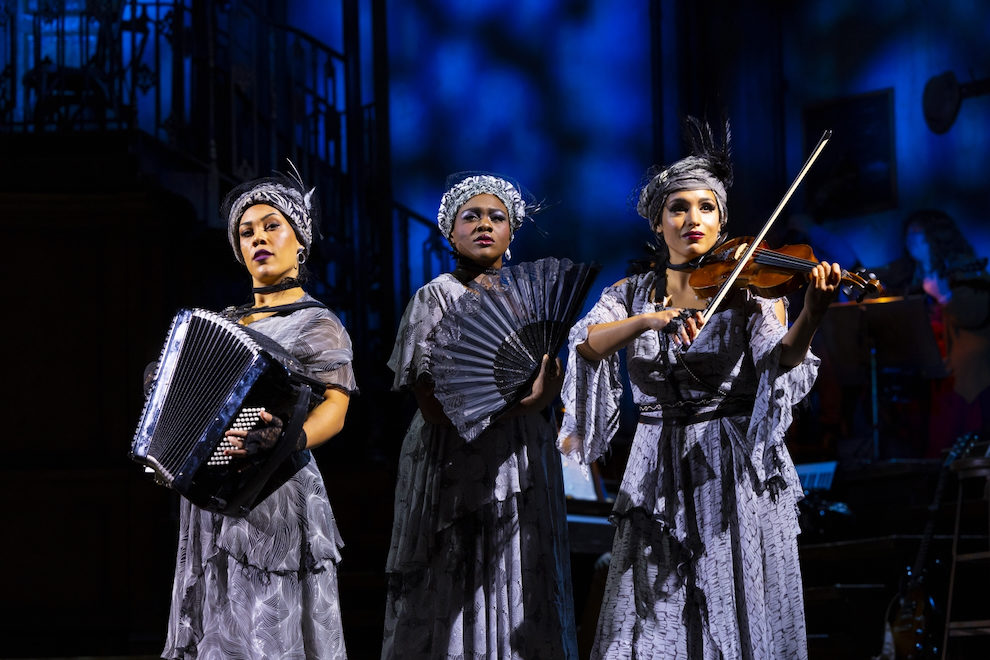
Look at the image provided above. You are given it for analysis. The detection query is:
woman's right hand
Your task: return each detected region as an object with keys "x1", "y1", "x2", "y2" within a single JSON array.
[
  {"x1": 413, "y1": 380, "x2": 455, "y2": 427},
  {"x1": 640, "y1": 308, "x2": 704, "y2": 346},
  {"x1": 578, "y1": 309, "x2": 705, "y2": 361}
]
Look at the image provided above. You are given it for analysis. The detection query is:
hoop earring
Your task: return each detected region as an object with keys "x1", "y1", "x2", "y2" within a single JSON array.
[{"x1": 297, "y1": 250, "x2": 307, "y2": 265}]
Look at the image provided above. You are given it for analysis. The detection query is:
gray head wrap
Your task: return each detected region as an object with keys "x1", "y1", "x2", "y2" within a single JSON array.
[
  {"x1": 637, "y1": 115, "x2": 733, "y2": 232},
  {"x1": 224, "y1": 176, "x2": 318, "y2": 264},
  {"x1": 637, "y1": 156, "x2": 729, "y2": 230},
  {"x1": 437, "y1": 174, "x2": 527, "y2": 240}
]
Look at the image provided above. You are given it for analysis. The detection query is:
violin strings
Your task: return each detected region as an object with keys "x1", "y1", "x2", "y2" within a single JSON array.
[
  {"x1": 751, "y1": 247, "x2": 817, "y2": 272},
  {"x1": 751, "y1": 246, "x2": 815, "y2": 268},
  {"x1": 751, "y1": 247, "x2": 862, "y2": 289}
]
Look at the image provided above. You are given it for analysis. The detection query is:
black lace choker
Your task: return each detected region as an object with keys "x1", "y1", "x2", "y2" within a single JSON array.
[
  {"x1": 453, "y1": 259, "x2": 499, "y2": 279},
  {"x1": 253, "y1": 277, "x2": 304, "y2": 295}
]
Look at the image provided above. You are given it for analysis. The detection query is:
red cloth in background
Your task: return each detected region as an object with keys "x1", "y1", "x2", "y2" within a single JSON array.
[{"x1": 926, "y1": 376, "x2": 989, "y2": 457}]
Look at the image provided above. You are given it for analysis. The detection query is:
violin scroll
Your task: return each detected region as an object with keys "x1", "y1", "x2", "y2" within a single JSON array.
[{"x1": 841, "y1": 267, "x2": 884, "y2": 303}]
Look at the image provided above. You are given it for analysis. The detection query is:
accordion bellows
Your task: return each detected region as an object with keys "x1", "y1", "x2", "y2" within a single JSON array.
[{"x1": 131, "y1": 308, "x2": 323, "y2": 516}]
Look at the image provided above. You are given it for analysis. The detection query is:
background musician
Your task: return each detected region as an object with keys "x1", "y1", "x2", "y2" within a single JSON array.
[{"x1": 873, "y1": 209, "x2": 990, "y2": 456}]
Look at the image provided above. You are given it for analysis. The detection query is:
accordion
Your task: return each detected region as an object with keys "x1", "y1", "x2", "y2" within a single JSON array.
[{"x1": 131, "y1": 308, "x2": 325, "y2": 516}]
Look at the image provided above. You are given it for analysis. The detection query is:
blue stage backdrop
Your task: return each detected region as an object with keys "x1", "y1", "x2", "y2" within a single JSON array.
[
  {"x1": 779, "y1": 0, "x2": 989, "y2": 270},
  {"x1": 281, "y1": 0, "x2": 990, "y2": 304},
  {"x1": 385, "y1": 0, "x2": 655, "y2": 298}
]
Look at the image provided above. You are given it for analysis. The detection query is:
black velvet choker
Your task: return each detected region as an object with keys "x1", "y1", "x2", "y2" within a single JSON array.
[
  {"x1": 253, "y1": 277, "x2": 304, "y2": 295},
  {"x1": 666, "y1": 260, "x2": 700, "y2": 272}
]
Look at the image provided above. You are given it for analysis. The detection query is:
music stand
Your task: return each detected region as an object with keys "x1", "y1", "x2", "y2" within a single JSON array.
[{"x1": 816, "y1": 295, "x2": 944, "y2": 460}]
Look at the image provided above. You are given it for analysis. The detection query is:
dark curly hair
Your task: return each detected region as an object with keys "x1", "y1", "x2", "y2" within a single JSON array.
[{"x1": 903, "y1": 209, "x2": 985, "y2": 287}]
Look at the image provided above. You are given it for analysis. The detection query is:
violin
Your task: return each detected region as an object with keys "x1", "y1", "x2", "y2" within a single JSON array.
[
  {"x1": 685, "y1": 130, "x2": 883, "y2": 327},
  {"x1": 689, "y1": 236, "x2": 884, "y2": 302}
]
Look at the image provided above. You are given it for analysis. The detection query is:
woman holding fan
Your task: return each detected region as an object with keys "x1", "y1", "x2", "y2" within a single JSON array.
[
  {"x1": 559, "y1": 118, "x2": 842, "y2": 659},
  {"x1": 383, "y1": 173, "x2": 579, "y2": 659}
]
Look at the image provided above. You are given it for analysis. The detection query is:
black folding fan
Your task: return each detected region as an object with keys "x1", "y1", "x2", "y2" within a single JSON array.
[{"x1": 431, "y1": 257, "x2": 601, "y2": 441}]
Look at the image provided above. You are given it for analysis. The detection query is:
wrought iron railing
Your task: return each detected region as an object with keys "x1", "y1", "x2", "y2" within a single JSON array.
[
  {"x1": 0, "y1": 0, "x2": 428, "y2": 364},
  {"x1": 3, "y1": 0, "x2": 177, "y2": 132},
  {"x1": 392, "y1": 201, "x2": 454, "y2": 318},
  {"x1": 2, "y1": 0, "x2": 396, "y2": 351},
  {"x1": 1, "y1": 1, "x2": 349, "y2": 197}
]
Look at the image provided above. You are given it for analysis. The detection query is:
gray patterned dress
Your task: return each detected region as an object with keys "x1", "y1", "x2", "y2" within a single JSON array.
[
  {"x1": 559, "y1": 272, "x2": 817, "y2": 660},
  {"x1": 163, "y1": 294, "x2": 357, "y2": 660},
  {"x1": 382, "y1": 273, "x2": 579, "y2": 660}
]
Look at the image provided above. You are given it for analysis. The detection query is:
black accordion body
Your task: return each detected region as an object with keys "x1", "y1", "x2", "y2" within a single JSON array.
[{"x1": 131, "y1": 308, "x2": 325, "y2": 516}]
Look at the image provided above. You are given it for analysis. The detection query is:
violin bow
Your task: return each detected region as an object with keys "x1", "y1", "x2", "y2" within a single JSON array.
[{"x1": 699, "y1": 130, "x2": 832, "y2": 326}]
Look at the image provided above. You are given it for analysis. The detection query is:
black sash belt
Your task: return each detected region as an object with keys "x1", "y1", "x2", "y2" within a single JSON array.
[{"x1": 638, "y1": 396, "x2": 755, "y2": 426}]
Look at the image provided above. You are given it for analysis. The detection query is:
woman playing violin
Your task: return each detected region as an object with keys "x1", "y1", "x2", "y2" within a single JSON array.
[{"x1": 558, "y1": 116, "x2": 841, "y2": 659}]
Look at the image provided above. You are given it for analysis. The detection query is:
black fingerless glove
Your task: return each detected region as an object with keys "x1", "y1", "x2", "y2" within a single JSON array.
[
  {"x1": 661, "y1": 308, "x2": 703, "y2": 335},
  {"x1": 242, "y1": 415, "x2": 309, "y2": 455},
  {"x1": 242, "y1": 415, "x2": 284, "y2": 456},
  {"x1": 662, "y1": 317, "x2": 685, "y2": 335},
  {"x1": 294, "y1": 429, "x2": 309, "y2": 452}
]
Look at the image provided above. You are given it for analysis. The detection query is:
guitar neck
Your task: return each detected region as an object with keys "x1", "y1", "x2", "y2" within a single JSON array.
[
  {"x1": 910, "y1": 435, "x2": 974, "y2": 575},
  {"x1": 911, "y1": 508, "x2": 939, "y2": 579}
]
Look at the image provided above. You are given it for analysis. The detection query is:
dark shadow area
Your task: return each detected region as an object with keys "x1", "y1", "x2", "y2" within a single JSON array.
[{"x1": 2, "y1": 0, "x2": 988, "y2": 658}]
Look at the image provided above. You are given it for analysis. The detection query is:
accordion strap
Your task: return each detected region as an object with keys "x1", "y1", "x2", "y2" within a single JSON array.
[{"x1": 225, "y1": 299, "x2": 327, "y2": 321}]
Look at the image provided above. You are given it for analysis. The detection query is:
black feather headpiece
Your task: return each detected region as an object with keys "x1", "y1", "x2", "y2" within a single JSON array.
[
  {"x1": 636, "y1": 113, "x2": 735, "y2": 228},
  {"x1": 682, "y1": 113, "x2": 733, "y2": 189}
]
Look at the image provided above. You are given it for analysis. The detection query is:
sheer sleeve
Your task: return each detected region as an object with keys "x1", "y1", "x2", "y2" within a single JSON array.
[
  {"x1": 388, "y1": 278, "x2": 453, "y2": 391},
  {"x1": 746, "y1": 295, "x2": 820, "y2": 498},
  {"x1": 558, "y1": 278, "x2": 639, "y2": 465},
  {"x1": 295, "y1": 311, "x2": 359, "y2": 395}
]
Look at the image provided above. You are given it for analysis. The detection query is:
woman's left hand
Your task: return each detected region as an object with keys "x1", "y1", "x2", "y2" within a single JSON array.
[
  {"x1": 781, "y1": 261, "x2": 844, "y2": 369},
  {"x1": 224, "y1": 410, "x2": 293, "y2": 458},
  {"x1": 805, "y1": 261, "x2": 843, "y2": 318}
]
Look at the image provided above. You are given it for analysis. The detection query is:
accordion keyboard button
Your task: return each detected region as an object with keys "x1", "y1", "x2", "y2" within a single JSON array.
[{"x1": 208, "y1": 407, "x2": 266, "y2": 465}]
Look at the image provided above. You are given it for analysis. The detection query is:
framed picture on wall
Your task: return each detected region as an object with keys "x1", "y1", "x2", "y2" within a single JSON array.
[{"x1": 803, "y1": 88, "x2": 897, "y2": 219}]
